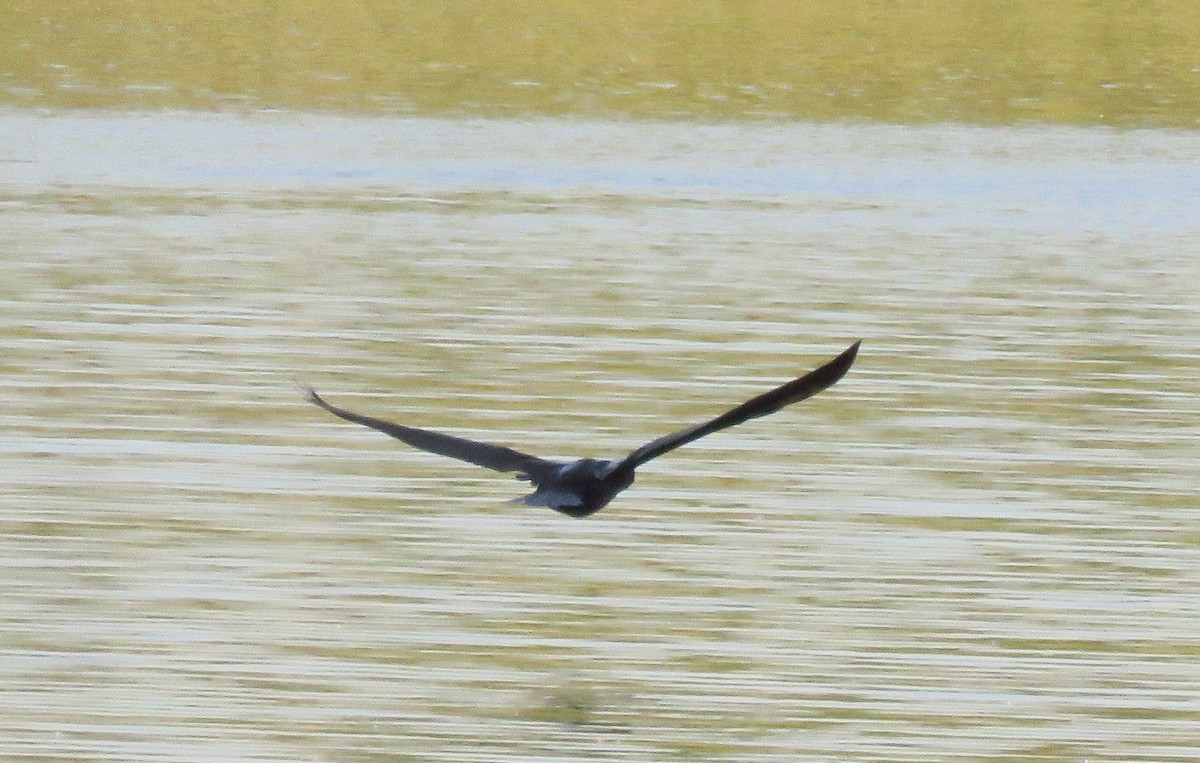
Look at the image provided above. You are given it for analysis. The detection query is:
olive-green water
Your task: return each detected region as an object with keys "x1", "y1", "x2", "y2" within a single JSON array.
[
  {"x1": 2, "y1": 111, "x2": 1197, "y2": 761},
  {"x1": 3, "y1": 1, "x2": 1199, "y2": 126},
  {"x1": 3, "y1": 2, "x2": 1200, "y2": 759}
]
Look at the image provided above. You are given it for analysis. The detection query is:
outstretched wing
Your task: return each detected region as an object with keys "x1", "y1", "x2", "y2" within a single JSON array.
[
  {"x1": 304, "y1": 387, "x2": 560, "y2": 481},
  {"x1": 612, "y1": 341, "x2": 860, "y2": 472}
]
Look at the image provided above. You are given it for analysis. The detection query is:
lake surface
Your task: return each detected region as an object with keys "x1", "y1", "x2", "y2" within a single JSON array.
[
  {"x1": 5, "y1": 2, "x2": 1199, "y2": 127},
  {"x1": 1, "y1": 111, "x2": 1198, "y2": 761}
]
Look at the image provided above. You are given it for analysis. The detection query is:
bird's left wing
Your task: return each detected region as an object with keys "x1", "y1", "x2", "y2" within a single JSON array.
[{"x1": 304, "y1": 387, "x2": 560, "y2": 481}]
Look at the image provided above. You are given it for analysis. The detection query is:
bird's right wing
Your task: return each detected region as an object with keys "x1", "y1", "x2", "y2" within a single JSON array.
[
  {"x1": 304, "y1": 387, "x2": 560, "y2": 482},
  {"x1": 611, "y1": 340, "x2": 860, "y2": 473}
]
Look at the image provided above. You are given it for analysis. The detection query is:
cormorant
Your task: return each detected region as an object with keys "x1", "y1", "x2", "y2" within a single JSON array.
[{"x1": 305, "y1": 340, "x2": 859, "y2": 517}]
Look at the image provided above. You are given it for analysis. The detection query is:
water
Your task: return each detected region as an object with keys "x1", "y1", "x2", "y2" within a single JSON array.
[
  {"x1": 6, "y1": 2, "x2": 1199, "y2": 127},
  {"x1": 2, "y1": 111, "x2": 1198, "y2": 761}
]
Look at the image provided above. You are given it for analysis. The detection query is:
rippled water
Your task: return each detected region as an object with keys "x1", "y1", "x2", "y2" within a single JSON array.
[{"x1": 2, "y1": 112, "x2": 1198, "y2": 761}]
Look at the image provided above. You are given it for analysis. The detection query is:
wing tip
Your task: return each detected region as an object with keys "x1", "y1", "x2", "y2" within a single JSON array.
[
  {"x1": 297, "y1": 380, "x2": 329, "y2": 409},
  {"x1": 835, "y1": 339, "x2": 862, "y2": 375},
  {"x1": 846, "y1": 339, "x2": 863, "y2": 357}
]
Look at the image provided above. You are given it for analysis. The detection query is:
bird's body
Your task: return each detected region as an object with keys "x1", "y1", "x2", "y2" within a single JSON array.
[
  {"x1": 305, "y1": 340, "x2": 859, "y2": 517},
  {"x1": 519, "y1": 458, "x2": 634, "y2": 518}
]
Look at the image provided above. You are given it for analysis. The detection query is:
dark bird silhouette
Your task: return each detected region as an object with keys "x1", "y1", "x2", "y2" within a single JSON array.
[{"x1": 305, "y1": 341, "x2": 860, "y2": 517}]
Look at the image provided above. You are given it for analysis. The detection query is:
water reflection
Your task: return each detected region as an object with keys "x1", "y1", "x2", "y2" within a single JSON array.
[{"x1": 1, "y1": 112, "x2": 1198, "y2": 761}]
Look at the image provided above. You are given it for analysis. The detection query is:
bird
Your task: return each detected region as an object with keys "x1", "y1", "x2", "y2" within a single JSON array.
[{"x1": 304, "y1": 340, "x2": 860, "y2": 518}]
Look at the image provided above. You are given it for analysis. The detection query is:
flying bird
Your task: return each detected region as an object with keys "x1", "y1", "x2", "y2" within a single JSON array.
[{"x1": 305, "y1": 340, "x2": 859, "y2": 517}]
